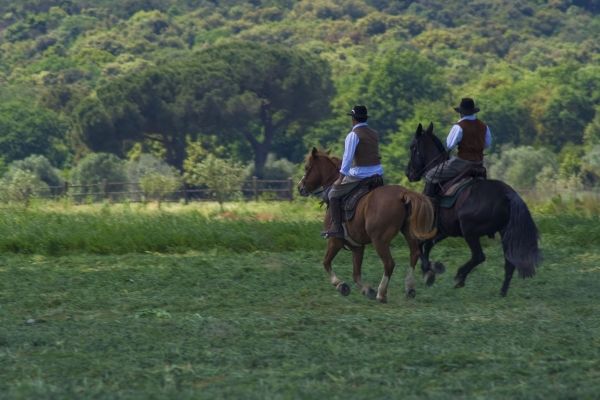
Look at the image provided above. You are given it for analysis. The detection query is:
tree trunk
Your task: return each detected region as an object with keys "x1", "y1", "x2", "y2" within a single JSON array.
[
  {"x1": 166, "y1": 134, "x2": 186, "y2": 171},
  {"x1": 252, "y1": 101, "x2": 275, "y2": 179}
]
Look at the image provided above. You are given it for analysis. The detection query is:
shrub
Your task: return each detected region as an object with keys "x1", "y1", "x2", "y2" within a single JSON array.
[
  {"x1": 7, "y1": 155, "x2": 63, "y2": 192},
  {"x1": 139, "y1": 172, "x2": 181, "y2": 207},
  {"x1": 0, "y1": 169, "x2": 49, "y2": 206},
  {"x1": 487, "y1": 146, "x2": 557, "y2": 189},
  {"x1": 185, "y1": 154, "x2": 247, "y2": 209},
  {"x1": 70, "y1": 153, "x2": 126, "y2": 199}
]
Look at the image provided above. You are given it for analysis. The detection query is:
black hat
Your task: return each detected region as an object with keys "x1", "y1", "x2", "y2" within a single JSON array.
[
  {"x1": 347, "y1": 105, "x2": 368, "y2": 119},
  {"x1": 454, "y1": 98, "x2": 480, "y2": 115}
]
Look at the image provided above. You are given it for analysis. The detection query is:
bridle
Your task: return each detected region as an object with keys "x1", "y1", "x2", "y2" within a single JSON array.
[
  {"x1": 410, "y1": 134, "x2": 449, "y2": 179},
  {"x1": 298, "y1": 155, "x2": 339, "y2": 197}
]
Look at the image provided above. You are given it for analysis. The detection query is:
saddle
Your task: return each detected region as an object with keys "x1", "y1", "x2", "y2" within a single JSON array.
[
  {"x1": 438, "y1": 165, "x2": 486, "y2": 208},
  {"x1": 322, "y1": 175, "x2": 384, "y2": 222},
  {"x1": 341, "y1": 175, "x2": 384, "y2": 221}
]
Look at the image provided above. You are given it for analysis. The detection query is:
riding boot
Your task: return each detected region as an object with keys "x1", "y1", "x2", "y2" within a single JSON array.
[
  {"x1": 321, "y1": 198, "x2": 344, "y2": 239},
  {"x1": 424, "y1": 181, "x2": 440, "y2": 206}
]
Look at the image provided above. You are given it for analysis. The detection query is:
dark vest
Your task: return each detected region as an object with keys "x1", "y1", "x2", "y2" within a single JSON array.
[
  {"x1": 457, "y1": 119, "x2": 487, "y2": 162},
  {"x1": 352, "y1": 126, "x2": 381, "y2": 167}
]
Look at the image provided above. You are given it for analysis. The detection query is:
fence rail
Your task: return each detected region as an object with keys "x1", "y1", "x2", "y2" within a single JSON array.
[{"x1": 32, "y1": 178, "x2": 297, "y2": 203}]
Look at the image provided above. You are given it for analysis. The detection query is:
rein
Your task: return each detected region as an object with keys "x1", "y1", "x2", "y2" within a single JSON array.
[{"x1": 418, "y1": 151, "x2": 449, "y2": 178}]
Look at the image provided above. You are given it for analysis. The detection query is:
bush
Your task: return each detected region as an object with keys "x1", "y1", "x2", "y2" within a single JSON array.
[
  {"x1": 185, "y1": 154, "x2": 247, "y2": 209},
  {"x1": 7, "y1": 155, "x2": 63, "y2": 191},
  {"x1": 125, "y1": 153, "x2": 176, "y2": 182},
  {"x1": 487, "y1": 146, "x2": 557, "y2": 189},
  {"x1": 139, "y1": 172, "x2": 181, "y2": 207},
  {"x1": 0, "y1": 169, "x2": 49, "y2": 205},
  {"x1": 245, "y1": 153, "x2": 296, "y2": 180},
  {"x1": 70, "y1": 153, "x2": 127, "y2": 199}
]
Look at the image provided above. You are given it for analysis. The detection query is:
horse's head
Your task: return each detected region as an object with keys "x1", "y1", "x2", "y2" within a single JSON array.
[
  {"x1": 297, "y1": 147, "x2": 340, "y2": 197},
  {"x1": 405, "y1": 122, "x2": 447, "y2": 182}
]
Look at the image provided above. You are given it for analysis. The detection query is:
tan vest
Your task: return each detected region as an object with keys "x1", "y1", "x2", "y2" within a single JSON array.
[
  {"x1": 352, "y1": 126, "x2": 381, "y2": 167},
  {"x1": 457, "y1": 119, "x2": 487, "y2": 162}
]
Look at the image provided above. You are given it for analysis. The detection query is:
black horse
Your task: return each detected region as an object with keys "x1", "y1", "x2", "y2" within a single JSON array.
[{"x1": 405, "y1": 123, "x2": 540, "y2": 296}]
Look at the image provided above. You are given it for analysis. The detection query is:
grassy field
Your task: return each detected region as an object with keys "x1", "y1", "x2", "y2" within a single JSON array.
[{"x1": 0, "y1": 200, "x2": 599, "y2": 399}]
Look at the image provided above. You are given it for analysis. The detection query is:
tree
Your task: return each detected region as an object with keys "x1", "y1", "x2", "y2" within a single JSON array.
[
  {"x1": 359, "y1": 49, "x2": 449, "y2": 139},
  {"x1": 537, "y1": 86, "x2": 595, "y2": 148},
  {"x1": 184, "y1": 154, "x2": 247, "y2": 210},
  {"x1": 0, "y1": 99, "x2": 68, "y2": 165},
  {"x1": 193, "y1": 42, "x2": 335, "y2": 177},
  {"x1": 76, "y1": 42, "x2": 334, "y2": 176},
  {"x1": 139, "y1": 172, "x2": 180, "y2": 208}
]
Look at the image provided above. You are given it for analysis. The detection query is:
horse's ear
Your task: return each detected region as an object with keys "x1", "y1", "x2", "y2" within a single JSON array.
[
  {"x1": 311, "y1": 147, "x2": 318, "y2": 157},
  {"x1": 416, "y1": 123, "x2": 423, "y2": 136},
  {"x1": 426, "y1": 122, "x2": 434, "y2": 134}
]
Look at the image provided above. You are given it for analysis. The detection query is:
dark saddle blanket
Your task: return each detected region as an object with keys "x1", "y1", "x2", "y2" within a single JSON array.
[
  {"x1": 342, "y1": 175, "x2": 384, "y2": 221},
  {"x1": 439, "y1": 165, "x2": 487, "y2": 208}
]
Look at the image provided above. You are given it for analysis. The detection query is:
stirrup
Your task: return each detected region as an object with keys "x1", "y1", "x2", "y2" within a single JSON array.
[{"x1": 321, "y1": 228, "x2": 344, "y2": 239}]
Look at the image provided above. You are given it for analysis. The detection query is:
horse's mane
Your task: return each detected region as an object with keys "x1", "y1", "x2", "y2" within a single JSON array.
[
  {"x1": 426, "y1": 130, "x2": 446, "y2": 155},
  {"x1": 306, "y1": 149, "x2": 342, "y2": 169}
]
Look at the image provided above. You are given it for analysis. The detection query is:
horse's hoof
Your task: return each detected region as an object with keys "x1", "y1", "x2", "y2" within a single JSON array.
[
  {"x1": 406, "y1": 289, "x2": 416, "y2": 299},
  {"x1": 377, "y1": 297, "x2": 387, "y2": 304},
  {"x1": 433, "y1": 261, "x2": 446, "y2": 274},
  {"x1": 500, "y1": 290, "x2": 508, "y2": 297},
  {"x1": 336, "y1": 282, "x2": 351, "y2": 296},
  {"x1": 363, "y1": 287, "x2": 377, "y2": 300},
  {"x1": 454, "y1": 280, "x2": 465, "y2": 289},
  {"x1": 424, "y1": 271, "x2": 436, "y2": 286}
]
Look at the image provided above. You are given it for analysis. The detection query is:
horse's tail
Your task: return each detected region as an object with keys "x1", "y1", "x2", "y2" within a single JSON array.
[
  {"x1": 401, "y1": 191, "x2": 437, "y2": 240},
  {"x1": 502, "y1": 191, "x2": 541, "y2": 278}
]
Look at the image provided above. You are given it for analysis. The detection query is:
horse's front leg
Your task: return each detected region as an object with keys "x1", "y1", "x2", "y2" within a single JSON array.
[
  {"x1": 323, "y1": 238, "x2": 350, "y2": 296},
  {"x1": 351, "y1": 246, "x2": 376, "y2": 300},
  {"x1": 420, "y1": 234, "x2": 447, "y2": 286}
]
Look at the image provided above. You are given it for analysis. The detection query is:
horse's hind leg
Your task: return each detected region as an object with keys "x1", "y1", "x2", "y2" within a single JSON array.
[
  {"x1": 372, "y1": 238, "x2": 396, "y2": 303},
  {"x1": 500, "y1": 259, "x2": 516, "y2": 297},
  {"x1": 323, "y1": 239, "x2": 348, "y2": 294},
  {"x1": 352, "y1": 246, "x2": 376, "y2": 300},
  {"x1": 454, "y1": 235, "x2": 486, "y2": 288},
  {"x1": 404, "y1": 237, "x2": 421, "y2": 299}
]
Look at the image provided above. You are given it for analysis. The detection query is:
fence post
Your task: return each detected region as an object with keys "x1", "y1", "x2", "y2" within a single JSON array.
[
  {"x1": 288, "y1": 178, "x2": 294, "y2": 201},
  {"x1": 184, "y1": 183, "x2": 189, "y2": 205},
  {"x1": 102, "y1": 179, "x2": 108, "y2": 201},
  {"x1": 63, "y1": 181, "x2": 69, "y2": 196},
  {"x1": 252, "y1": 176, "x2": 258, "y2": 201}
]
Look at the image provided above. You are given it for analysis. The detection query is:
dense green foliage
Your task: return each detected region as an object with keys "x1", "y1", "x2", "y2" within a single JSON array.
[
  {"x1": 0, "y1": 202, "x2": 599, "y2": 398},
  {"x1": 0, "y1": 0, "x2": 598, "y2": 189}
]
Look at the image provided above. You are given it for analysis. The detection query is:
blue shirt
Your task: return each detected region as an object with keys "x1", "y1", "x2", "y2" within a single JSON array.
[
  {"x1": 340, "y1": 123, "x2": 384, "y2": 178},
  {"x1": 446, "y1": 115, "x2": 492, "y2": 150}
]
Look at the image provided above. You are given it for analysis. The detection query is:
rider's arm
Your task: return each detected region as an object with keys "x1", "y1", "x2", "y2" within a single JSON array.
[
  {"x1": 340, "y1": 131, "x2": 359, "y2": 176},
  {"x1": 484, "y1": 126, "x2": 492, "y2": 149},
  {"x1": 446, "y1": 124, "x2": 463, "y2": 150}
]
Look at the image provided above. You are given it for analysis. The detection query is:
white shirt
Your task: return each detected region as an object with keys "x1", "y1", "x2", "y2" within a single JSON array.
[
  {"x1": 446, "y1": 114, "x2": 492, "y2": 150},
  {"x1": 340, "y1": 123, "x2": 384, "y2": 178}
]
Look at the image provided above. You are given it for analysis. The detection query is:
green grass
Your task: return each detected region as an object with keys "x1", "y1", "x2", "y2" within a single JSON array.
[{"x1": 0, "y1": 201, "x2": 599, "y2": 399}]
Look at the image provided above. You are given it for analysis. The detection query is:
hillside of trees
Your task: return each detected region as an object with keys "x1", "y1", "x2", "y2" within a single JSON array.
[{"x1": 0, "y1": 0, "x2": 599, "y2": 193}]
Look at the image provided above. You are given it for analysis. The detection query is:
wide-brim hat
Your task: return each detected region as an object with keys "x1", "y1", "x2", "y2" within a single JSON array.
[
  {"x1": 453, "y1": 98, "x2": 479, "y2": 115},
  {"x1": 347, "y1": 105, "x2": 368, "y2": 118}
]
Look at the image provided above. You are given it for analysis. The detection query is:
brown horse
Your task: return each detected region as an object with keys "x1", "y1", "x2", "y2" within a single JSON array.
[{"x1": 297, "y1": 148, "x2": 437, "y2": 303}]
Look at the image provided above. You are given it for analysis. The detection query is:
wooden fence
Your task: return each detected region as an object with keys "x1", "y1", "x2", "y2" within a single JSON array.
[{"x1": 36, "y1": 177, "x2": 297, "y2": 203}]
